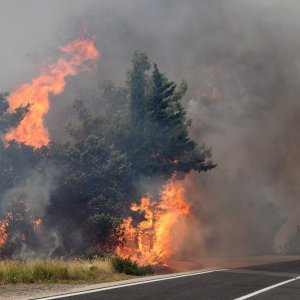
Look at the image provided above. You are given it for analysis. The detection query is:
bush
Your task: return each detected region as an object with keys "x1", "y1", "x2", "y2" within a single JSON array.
[
  {"x1": 111, "y1": 257, "x2": 153, "y2": 276},
  {"x1": 0, "y1": 258, "x2": 152, "y2": 283},
  {"x1": 0, "y1": 258, "x2": 118, "y2": 283}
]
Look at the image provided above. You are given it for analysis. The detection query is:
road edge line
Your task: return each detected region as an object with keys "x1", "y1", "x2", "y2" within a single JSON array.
[{"x1": 234, "y1": 275, "x2": 300, "y2": 300}]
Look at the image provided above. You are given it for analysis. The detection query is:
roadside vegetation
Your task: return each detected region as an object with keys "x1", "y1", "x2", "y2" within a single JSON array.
[
  {"x1": 0, "y1": 257, "x2": 153, "y2": 284},
  {"x1": 111, "y1": 257, "x2": 153, "y2": 276}
]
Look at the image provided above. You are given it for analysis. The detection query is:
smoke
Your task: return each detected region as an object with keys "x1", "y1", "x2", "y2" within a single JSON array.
[
  {"x1": 0, "y1": 164, "x2": 60, "y2": 258},
  {"x1": 1, "y1": 165, "x2": 56, "y2": 214},
  {"x1": 1, "y1": 0, "x2": 300, "y2": 256}
]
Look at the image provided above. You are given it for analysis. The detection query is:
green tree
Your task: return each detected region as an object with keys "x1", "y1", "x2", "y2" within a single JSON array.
[
  {"x1": 125, "y1": 58, "x2": 216, "y2": 177},
  {"x1": 128, "y1": 51, "x2": 150, "y2": 129},
  {"x1": 47, "y1": 136, "x2": 132, "y2": 251},
  {"x1": 145, "y1": 63, "x2": 215, "y2": 176},
  {"x1": 65, "y1": 81, "x2": 129, "y2": 146},
  {"x1": 0, "y1": 93, "x2": 29, "y2": 134}
]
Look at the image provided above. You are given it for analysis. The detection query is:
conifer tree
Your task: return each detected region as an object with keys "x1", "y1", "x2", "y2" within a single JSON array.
[
  {"x1": 145, "y1": 63, "x2": 216, "y2": 176},
  {"x1": 129, "y1": 51, "x2": 150, "y2": 129}
]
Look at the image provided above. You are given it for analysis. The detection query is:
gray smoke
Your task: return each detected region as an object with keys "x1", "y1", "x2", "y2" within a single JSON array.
[
  {"x1": 1, "y1": 165, "x2": 56, "y2": 213},
  {"x1": 1, "y1": 164, "x2": 60, "y2": 258},
  {"x1": 0, "y1": 0, "x2": 299, "y2": 255}
]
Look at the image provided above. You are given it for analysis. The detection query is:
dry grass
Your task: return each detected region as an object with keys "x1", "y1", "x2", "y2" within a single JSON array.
[{"x1": 0, "y1": 258, "x2": 132, "y2": 284}]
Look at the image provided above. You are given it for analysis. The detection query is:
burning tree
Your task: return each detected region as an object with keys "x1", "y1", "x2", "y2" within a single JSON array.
[
  {"x1": 65, "y1": 51, "x2": 215, "y2": 264},
  {"x1": 0, "y1": 38, "x2": 215, "y2": 262}
]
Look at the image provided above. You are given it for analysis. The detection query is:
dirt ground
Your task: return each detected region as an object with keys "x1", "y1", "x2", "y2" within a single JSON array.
[{"x1": 0, "y1": 283, "x2": 88, "y2": 300}]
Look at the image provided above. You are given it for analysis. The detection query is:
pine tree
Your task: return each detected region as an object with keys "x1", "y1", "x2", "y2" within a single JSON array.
[
  {"x1": 145, "y1": 64, "x2": 215, "y2": 176},
  {"x1": 129, "y1": 51, "x2": 150, "y2": 129}
]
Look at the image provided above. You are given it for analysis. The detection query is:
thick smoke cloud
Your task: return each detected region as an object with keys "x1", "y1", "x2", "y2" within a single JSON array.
[{"x1": 0, "y1": 0, "x2": 299, "y2": 256}]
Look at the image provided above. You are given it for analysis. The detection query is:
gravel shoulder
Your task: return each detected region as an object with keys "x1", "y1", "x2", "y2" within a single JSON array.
[{"x1": 0, "y1": 283, "x2": 89, "y2": 300}]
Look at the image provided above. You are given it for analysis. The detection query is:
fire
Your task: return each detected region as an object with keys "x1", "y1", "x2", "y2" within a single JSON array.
[
  {"x1": 116, "y1": 177, "x2": 191, "y2": 265},
  {"x1": 5, "y1": 28, "x2": 100, "y2": 147},
  {"x1": 33, "y1": 218, "x2": 42, "y2": 231},
  {"x1": 34, "y1": 218, "x2": 42, "y2": 226},
  {"x1": 0, "y1": 219, "x2": 9, "y2": 247},
  {"x1": 0, "y1": 213, "x2": 14, "y2": 247},
  {"x1": 0, "y1": 203, "x2": 43, "y2": 249}
]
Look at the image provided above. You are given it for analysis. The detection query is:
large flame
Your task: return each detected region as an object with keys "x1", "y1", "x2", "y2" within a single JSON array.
[
  {"x1": 116, "y1": 177, "x2": 191, "y2": 265},
  {"x1": 5, "y1": 29, "x2": 100, "y2": 147}
]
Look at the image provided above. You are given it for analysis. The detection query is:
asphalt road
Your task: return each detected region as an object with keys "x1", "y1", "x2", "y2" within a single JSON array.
[{"x1": 37, "y1": 260, "x2": 300, "y2": 300}]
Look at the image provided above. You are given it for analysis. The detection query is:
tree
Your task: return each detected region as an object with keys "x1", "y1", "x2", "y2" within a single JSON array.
[
  {"x1": 125, "y1": 59, "x2": 216, "y2": 177},
  {"x1": 0, "y1": 93, "x2": 29, "y2": 134},
  {"x1": 65, "y1": 80, "x2": 129, "y2": 146},
  {"x1": 65, "y1": 52, "x2": 216, "y2": 179},
  {"x1": 46, "y1": 136, "x2": 132, "y2": 252},
  {"x1": 146, "y1": 64, "x2": 216, "y2": 175},
  {"x1": 128, "y1": 51, "x2": 151, "y2": 129}
]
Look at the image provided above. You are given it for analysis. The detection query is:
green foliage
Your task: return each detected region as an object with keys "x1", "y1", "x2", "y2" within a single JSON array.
[
  {"x1": 46, "y1": 136, "x2": 132, "y2": 252},
  {"x1": 64, "y1": 52, "x2": 216, "y2": 180},
  {"x1": 111, "y1": 257, "x2": 153, "y2": 276},
  {"x1": 125, "y1": 59, "x2": 216, "y2": 177},
  {"x1": 65, "y1": 81, "x2": 129, "y2": 145},
  {"x1": 129, "y1": 50, "x2": 151, "y2": 129},
  {"x1": 88, "y1": 213, "x2": 122, "y2": 244},
  {"x1": 0, "y1": 93, "x2": 29, "y2": 134}
]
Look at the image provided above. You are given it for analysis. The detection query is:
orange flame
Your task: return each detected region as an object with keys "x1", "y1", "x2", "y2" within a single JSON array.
[
  {"x1": 0, "y1": 219, "x2": 9, "y2": 247},
  {"x1": 116, "y1": 177, "x2": 191, "y2": 265},
  {"x1": 0, "y1": 209, "x2": 43, "y2": 248},
  {"x1": 5, "y1": 29, "x2": 100, "y2": 147},
  {"x1": 33, "y1": 218, "x2": 42, "y2": 231},
  {"x1": 0, "y1": 213, "x2": 14, "y2": 247}
]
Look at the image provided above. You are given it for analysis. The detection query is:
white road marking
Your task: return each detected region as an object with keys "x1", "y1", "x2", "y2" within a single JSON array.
[
  {"x1": 234, "y1": 275, "x2": 300, "y2": 300},
  {"x1": 35, "y1": 269, "x2": 228, "y2": 299}
]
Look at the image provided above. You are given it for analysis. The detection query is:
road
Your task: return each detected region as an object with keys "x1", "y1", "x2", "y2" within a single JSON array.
[{"x1": 36, "y1": 260, "x2": 300, "y2": 300}]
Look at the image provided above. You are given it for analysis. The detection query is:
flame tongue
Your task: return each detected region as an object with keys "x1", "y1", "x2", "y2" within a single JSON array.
[
  {"x1": 5, "y1": 29, "x2": 100, "y2": 148},
  {"x1": 116, "y1": 178, "x2": 191, "y2": 266}
]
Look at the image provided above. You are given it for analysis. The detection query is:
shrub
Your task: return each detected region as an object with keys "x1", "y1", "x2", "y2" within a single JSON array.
[{"x1": 111, "y1": 257, "x2": 153, "y2": 276}]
